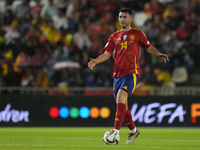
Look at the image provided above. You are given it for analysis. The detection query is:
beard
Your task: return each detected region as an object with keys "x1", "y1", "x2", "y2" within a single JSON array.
[{"x1": 120, "y1": 22, "x2": 129, "y2": 29}]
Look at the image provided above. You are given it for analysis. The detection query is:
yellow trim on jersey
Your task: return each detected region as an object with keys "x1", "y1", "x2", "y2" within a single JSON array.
[
  {"x1": 132, "y1": 28, "x2": 147, "y2": 37},
  {"x1": 134, "y1": 56, "x2": 138, "y2": 74},
  {"x1": 114, "y1": 56, "x2": 116, "y2": 64},
  {"x1": 131, "y1": 74, "x2": 137, "y2": 94},
  {"x1": 141, "y1": 30, "x2": 147, "y2": 37}
]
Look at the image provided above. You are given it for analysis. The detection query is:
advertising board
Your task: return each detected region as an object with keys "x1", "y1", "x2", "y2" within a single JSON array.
[{"x1": 0, "y1": 95, "x2": 199, "y2": 127}]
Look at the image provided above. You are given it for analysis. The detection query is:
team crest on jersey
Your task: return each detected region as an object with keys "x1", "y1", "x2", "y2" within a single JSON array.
[
  {"x1": 123, "y1": 35, "x2": 127, "y2": 40},
  {"x1": 130, "y1": 34, "x2": 135, "y2": 43}
]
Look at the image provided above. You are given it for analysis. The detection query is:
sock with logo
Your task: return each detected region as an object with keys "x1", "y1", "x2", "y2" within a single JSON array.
[
  {"x1": 124, "y1": 109, "x2": 136, "y2": 131},
  {"x1": 114, "y1": 103, "x2": 126, "y2": 130}
]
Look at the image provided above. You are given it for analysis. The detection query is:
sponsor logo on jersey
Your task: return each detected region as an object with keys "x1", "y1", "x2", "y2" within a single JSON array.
[
  {"x1": 122, "y1": 86, "x2": 127, "y2": 90},
  {"x1": 117, "y1": 37, "x2": 121, "y2": 41},
  {"x1": 115, "y1": 118, "x2": 119, "y2": 121}
]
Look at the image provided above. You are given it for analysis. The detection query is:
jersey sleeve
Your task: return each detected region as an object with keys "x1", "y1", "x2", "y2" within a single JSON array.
[
  {"x1": 103, "y1": 34, "x2": 115, "y2": 54},
  {"x1": 139, "y1": 30, "x2": 151, "y2": 48}
]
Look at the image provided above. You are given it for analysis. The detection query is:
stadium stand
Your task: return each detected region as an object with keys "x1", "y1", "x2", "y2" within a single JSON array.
[{"x1": 0, "y1": 0, "x2": 200, "y2": 95}]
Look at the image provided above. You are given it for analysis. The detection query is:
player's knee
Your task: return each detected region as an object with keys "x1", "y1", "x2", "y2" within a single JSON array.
[{"x1": 116, "y1": 90, "x2": 128, "y2": 103}]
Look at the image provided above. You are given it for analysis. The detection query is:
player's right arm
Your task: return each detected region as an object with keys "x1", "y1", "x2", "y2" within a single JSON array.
[{"x1": 88, "y1": 51, "x2": 112, "y2": 70}]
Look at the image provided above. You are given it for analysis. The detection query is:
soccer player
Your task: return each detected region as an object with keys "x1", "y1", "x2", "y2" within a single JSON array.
[{"x1": 88, "y1": 8, "x2": 169, "y2": 144}]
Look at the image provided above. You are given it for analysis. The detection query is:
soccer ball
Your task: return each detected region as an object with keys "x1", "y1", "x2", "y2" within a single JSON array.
[{"x1": 103, "y1": 130, "x2": 120, "y2": 145}]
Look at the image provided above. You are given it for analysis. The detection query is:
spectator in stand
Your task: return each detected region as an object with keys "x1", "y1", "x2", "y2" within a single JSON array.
[
  {"x1": 87, "y1": 8, "x2": 100, "y2": 23},
  {"x1": 4, "y1": 26, "x2": 20, "y2": 45},
  {"x1": 40, "y1": 20, "x2": 59, "y2": 45},
  {"x1": 69, "y1": 10, "x2": 84, "y2": 32},
  {"x1": 97, "y1": 0, "x2": 115, "y2": 19},
  {"x1": 81, "y1": 50, "x2": 90, "y2": 69},
  {"x1": 163, "y1": 2, "x2": 176, "y2": 19},
  {"x1": 173, "y1": 45, "x2": 194, "y2": 73},
  {"x1": 85, "y1": 73, "x2": 98, "y2": 87},
  {"x1": 2, "y1": 9, "x2": 14, "y2": 27},
  {"x1": 97, "y1": 73, "x2": 112, "y2": 87},
  {"x1": 139, "y1": 64, "x2": 157, "y2": 86},
  {"x1": 1, "y1": 0, "x2": 200, "y2": 91},
  {"x1": 156, "y1": 22, "x2": 172, "y2": 47},
  {"x1": 190, "y1": 24, "x2": 200, "y2": 65},
  {"x1": 13, "y1": 49, "x2": 30, "y2": 73},
  {"x1": 90, "y1": 34, "x2": 105, "y2": 57},
  {"x1": 144, "y1": 20, "x2": 159, "y2": 40},
  {"x1": 181, "y1": 0, "x2": 194, "y2": 20},
  {"x1": 21, "y1": 68, "x2": 34, "y2": 87},
  {"x1": 144, "y1": 0, "x2": 164, "y2": 17},
  {"x1": 190, "y1": 24, "x2": 200, "y2": 46},
  {"x1": 13, "y1": 0, "x2": 30, "y2": 19},
  {"x1": 19, "y1": 12, "x2": 33, "y2": 36},
  {"x1": 56, "y1": 0, "x2": 69, "y2": 14},
  {"x1": 176, "y1": 20, "x2": 190, "y2": 41},
  {"x1": 40, "y1": 0, "x2": 57, "y2": 20},
  {"x1": 32, "y1": 11, "x2": 47, "y2": 30},
  {"x1": 78, "y1": 0, "x2": 91, "y2": 16},
  {"x1": 1, "y1": 0, "x2": 13, "y2": 14},
  {"x1": 66, "y1": 0, "x2": 79, "y2": 20},
  {"x1": 152, "y1": 13, "x2": 162, "y2": 28},
  {"x1": 73, "y1": 24, "x2": 92, "y2": 50},
  {"x1": 68, "y1": 68, "x2": 84, "y2": 87},
  {"x1": 194, "y1": 0, "x2": 200, "y2": 17},
  {"x1": 118, "y1": 0, "x2": 143, "y2": 11},
  {"x1": 47, "y1": 41, "x2": 66, "y2": 67},
  {"x1": 24, "y1": 25, "x2": 41, "y2": 46},
  {"x1": 30, "y1": 0, "x2": 43, "y2": 14},
  {"x1": 187, "y1": 12, "x2": 198, "y2": 33},
  {"x1": 52, "y1": 8, "x2": 69, "y2": 30},
  {"x1": 0, "y1": 24, "x2": 6, "y2": 46},
  {"x1": 102, "y1": 11, "x2": 115, "y2": 30},
  {"x1": 166, "y1": 7, "x2": 184, "y2": 31}
]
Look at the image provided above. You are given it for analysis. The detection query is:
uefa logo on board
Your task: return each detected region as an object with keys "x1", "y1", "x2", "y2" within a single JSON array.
[{"x1": 191, "y1": 103, "x2": 200, "y2": 124}]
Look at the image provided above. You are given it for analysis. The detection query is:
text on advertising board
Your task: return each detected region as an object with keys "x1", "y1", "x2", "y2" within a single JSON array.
[
  {"x1": 131, "y1": 102, "x2": 186, "y2": 124},
  {"x1": 191, "y1": 103, "x2": 200, "y2": 124},
  {"x1": 0, "y1": 104, "x2": 29, "y2": 123}
]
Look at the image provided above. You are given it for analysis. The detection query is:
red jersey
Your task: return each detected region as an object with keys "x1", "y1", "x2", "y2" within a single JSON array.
[{"x1": 103, "y1": 28, "x2": 151, "y2": 78}]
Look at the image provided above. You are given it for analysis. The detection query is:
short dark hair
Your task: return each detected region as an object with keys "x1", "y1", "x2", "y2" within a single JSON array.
[{"x1": 119, "y1": 8, "x2": 133, "y2": 15}]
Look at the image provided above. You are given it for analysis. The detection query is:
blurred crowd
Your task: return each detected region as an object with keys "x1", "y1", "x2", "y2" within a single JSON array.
[{"x1": 0, "y1": 0, "x2": 200, "y2": 91}]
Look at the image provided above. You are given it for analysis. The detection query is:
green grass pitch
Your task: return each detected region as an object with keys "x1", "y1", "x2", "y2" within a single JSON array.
[{"x1": 0, "y1": 128, "x2": 199, "y2": 150}]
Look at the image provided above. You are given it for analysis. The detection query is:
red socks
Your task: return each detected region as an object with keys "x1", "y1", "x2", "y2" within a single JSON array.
[
  {"x1": 114, "y1": 103, "x2": 126, "y2": 130},
  {"x1": 114, "y1": 103, "x2": 136, "y2": 130},
  {"x1": 124, "y1": 109, "x2": 135, "y2": 130}
]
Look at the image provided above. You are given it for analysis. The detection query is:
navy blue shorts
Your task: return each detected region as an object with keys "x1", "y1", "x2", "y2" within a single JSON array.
[{"x1": 113, "y1": 74, "x2": 139, "y2": 100}]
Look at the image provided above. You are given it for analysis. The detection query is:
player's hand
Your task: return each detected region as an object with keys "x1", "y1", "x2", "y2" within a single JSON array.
[
  {"x1": 88, "y1": 58, "x2": 96, "y2": 70},
  {"x1": 158, "y1": 53, "x2": 170, "y2": 63}
]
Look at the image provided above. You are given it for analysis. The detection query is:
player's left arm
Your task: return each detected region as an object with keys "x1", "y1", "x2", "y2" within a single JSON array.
[{"x1": 146, "y1": 46, "x2": 170, "y2": 63}]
